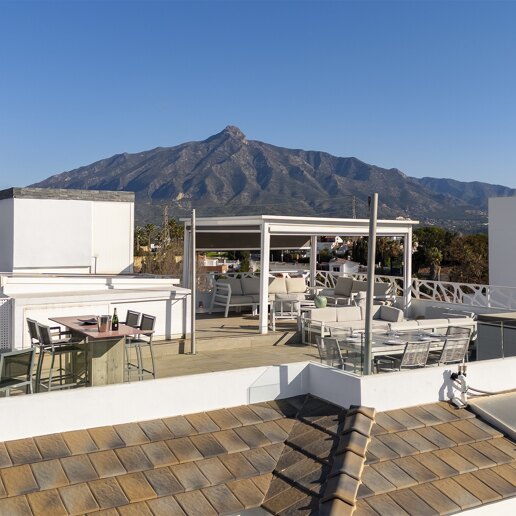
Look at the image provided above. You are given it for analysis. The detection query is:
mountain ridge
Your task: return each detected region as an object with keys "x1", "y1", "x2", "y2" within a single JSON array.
[{"x1": 31, "y1": 125, "x2": 515, "y2": 231}]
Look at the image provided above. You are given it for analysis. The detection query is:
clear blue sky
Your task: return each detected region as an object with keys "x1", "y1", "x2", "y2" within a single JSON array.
[{"x1": 1, "y1": 0, "x2": 515, "y2": 190}]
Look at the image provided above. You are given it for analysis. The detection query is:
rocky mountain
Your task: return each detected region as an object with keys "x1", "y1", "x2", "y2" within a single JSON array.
[{"x1": 31, "y1": 126, "x2": 515, "y2": 231}]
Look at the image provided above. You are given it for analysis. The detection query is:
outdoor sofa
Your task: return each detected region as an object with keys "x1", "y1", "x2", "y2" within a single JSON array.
[
  {"x1": 319, "y1": 276, "x2": 394, "y2": 305},
  {"x1": 209, "y1": 275, "x2": 309, "y2": 317}
]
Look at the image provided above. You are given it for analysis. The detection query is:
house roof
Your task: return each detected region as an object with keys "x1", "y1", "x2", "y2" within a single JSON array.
[{"x1": 0, "y1": 396, "x2": 514, "y2": 515}]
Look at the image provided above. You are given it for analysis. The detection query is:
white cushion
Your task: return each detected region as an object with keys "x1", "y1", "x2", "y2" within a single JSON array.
[
  {"x1": 218, "y1": 278, "x2": 242, "y2": 296},
  {"x1": 389, "y1": 321, "x2": 420, "y2": 331},
  {"x1": 377, "y1": 305, "x2": 404, "y2": 323},
  {"x1": 229, "y1": 295, "x2": 255, "y2": 304},
  {"x1": 286, "y1": 277, "x2": 307, "y2": 294},
  {"x1": 334, "y1": 276, "x2": 353, "y2": 297},
  {"x1": 336, "y1": 306, "x2": 363, "y2": 322},
  {"x1": 307, "y1": 307, "x2": 337, "y2": 322},
  {"x1": 241, "y1": 277, "x2": 261, "y2": 295},
  {"x1": 268, "y1": 276, "x2": 287, "y2": 294},
  {"x1": 373, "y1": 282, "x2": 392, "y2": 296},
  {"x1": 425, "y1": 306, "x2": 448, "y2": 319}
]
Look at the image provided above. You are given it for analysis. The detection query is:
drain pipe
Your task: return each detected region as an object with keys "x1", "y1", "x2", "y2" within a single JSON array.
[{"x1": 364, "y1": 193, "x2": 378, "y2": 375}]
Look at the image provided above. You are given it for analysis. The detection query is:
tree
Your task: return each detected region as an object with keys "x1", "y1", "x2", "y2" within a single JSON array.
[
  {"x1": 427, "y1": 247, "x2": 443, "y2": 281},
  {"x1": 413, "y1": 227, "x2": 454, "y2": 274},
  {"x1": 352, "y1": 238, "x2": 368, "y2": 265},
  {"x1": 448, "y1": 234, "x2": 488, "y2": 284}
]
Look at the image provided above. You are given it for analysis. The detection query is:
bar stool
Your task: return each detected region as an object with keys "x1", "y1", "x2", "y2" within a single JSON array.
[
  {"x1": 124, "y1": 310, "x2": 141, "y2": 381},
  {"x1": 36, "y1": 322, "x2": 87, "y2": 391},
  {"x1": 125, "y1": 313, "x2": 156, "y2": 381}
]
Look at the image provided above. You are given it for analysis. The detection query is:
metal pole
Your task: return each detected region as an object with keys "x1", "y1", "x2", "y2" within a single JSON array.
[
  {"x1": 190, "y1": 209, "x2": 196, "y2": 354},
  {"x1": 364, "y1": 193, "x2": 378, "y2": 375}
]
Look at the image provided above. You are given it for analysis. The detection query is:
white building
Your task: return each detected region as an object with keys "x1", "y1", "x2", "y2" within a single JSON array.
[
  {"x1": 489, "y1": 196, "x2": 516, "y2": 287},
  {"x1": 0, "y1": 187, "x2": 135, "y2": 275}
]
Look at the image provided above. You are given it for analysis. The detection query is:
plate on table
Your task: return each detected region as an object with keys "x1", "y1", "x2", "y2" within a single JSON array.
[
  {"x1": 384, "y1": 339, "x2": 404, "y2": 345},
  {"x1": 417, "y1": 336, "x2": 432, "y2": 341},
  {"x1": 424, "y1": 332, "x2": 442, "y2": 338},
  {"x1": 78, "y1": 318, "x2": 97, "y2": 325}
]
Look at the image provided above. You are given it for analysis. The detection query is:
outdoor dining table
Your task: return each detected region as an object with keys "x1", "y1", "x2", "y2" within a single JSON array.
[{"x1": 49, "y1": 315, "x2": 153, "y2": 387}]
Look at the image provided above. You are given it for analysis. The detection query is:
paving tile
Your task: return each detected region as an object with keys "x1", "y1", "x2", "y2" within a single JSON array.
[
  {"x1": 370, "y1": 461, "x2": 417, "y2": 489},
  {"x1": 489, "y1": 437, "x2": 516, "y2": 459},
  {"x1": 454, "y1": 444, "x2": 497, "y2": 469},
  {"x1": 203, "y1": 484, "x2": 244, "y2": 514},
  {"x1": 393, "y1": 455, "x2": 439, "y2": 483},
  {"x1": 296, "y1": 462, "x2": 328, "y2": 496},
  {"x1": 433, "y1": 477, "x2": 482, "y2": 510},
  {"x1": 89, "y1": 450, "x2": 126, "y2": 478},
  {"x1": 4, "y1": 438, "x2": 42, "y2": 465},
  {"x1": 411, "y1": 482, "x2": 460, "y2": 514},
  {"x1": 343, "y1": 412, "x2": 375, "y2": 437},
  {"x1": 263, "y1": 484, "x2": 310, "y2": 514},
  {"x1": 242, "y1": 447, "x2": 277, "y2": 474},
  {"x1": 229, "y1": 406, "x2": 263, "y2": 426},
  {"x1": 376, "y1": 433, "x2": 419, "y2": 457},
  {"x1": 384, "y1": 409, "x2": 424, "y2": 431},
  {"x1": 138, "y1": 419, "x2": 174, "y2": 442},
  {"x1": 115, "y1": 446, "x2": 153, "y2": 473},
  {"x1": 473, "y1": 440, "x2": 514, "y2": 465},
  {"x1": 473, "y1": 468, "x2": 516, "y2": 498},
  {"x1": 88, "y1": 426, "x2": 125, "y2": 450},
  {"x1": 185, "y1": 412, "x2": 220, "y2": 434},
  {"x1": 437, "y1": 401, "x2": 474, "y2": 420},
  {"x1": 1, "y1": 464, "x2": 39, "y2": 496},
  {"x1": 432, "y1": 448, "x2": 477, "y2": 474},
  {"x1": 374, "y1": 412, "x2": 406, "y2": 433},
  {"x1": 146, "y1": 495, "x2": 186, "y2": 515},
  {"x1": 59, "y1": 483, "x2": 100, "y2": 515},
  {"x1": 313, "y1": 414, "x2": 342, "y2": 435},
  {"x1": 492, "y1": 463, "x2": 516, "y2": 485},
  {"x1": 466, "y1": 418, "x2": 503, "y2": 438},
  {"x1": 266, "y1": 398, "x2": 302, "y2": 418},
  {"x1": 420, "y1": 403, "x2": 458, "y2": 423},
  {"x1": 366, "y1": 436, "x2": 398, "y2": 463},
  {"x1": 166, "y1": 437, "x2": 204, "y2": 463},
  {"x1": 365, "y1": 493, "x2": 409, "y2": 515},
  {"x1": 88, "y1": 477, "x2": 129, "y2": 509},
  {"x1": 264, "y1": 442, "x2": 284, "y2": 461},
  {"x1": 117, "y1": 501, "x2": 154, "y2": 515},
  {"x1": 413, "y1": 452, "x2": 458, "y2": 479},
  {"x1": 248, "y1": 402, "x2": 282, "y2": 422},
  {"x1": 435, "y1": 422, "x2": 477, "y2": 446},
  {"x1": 254, "y1": 420, "x2": 289, "y2": 443},
  {"x1": 30, "y1": 459, "x2": 69, "y2": 489},
  {"x1": 251, "y1": 472, "x2": 273, "y2": 495},
  {"x1": 451, "y1": 419, "x2": 495, "y2": 442},
  {"x1": 87, "y1": 508, "x2": 118, "y2": 515},
  {"x1": 0, "y1": 443, "x2": 13, "y2": 469},
  {"x1": 228, "y1": 478, "x2": 265, "y2": 509},
  {"x1": 454, "y1": 472, "x2": 502, "y2": 504},
  {"x1": 117, "y1": 471, "x2": 157, "y2": 503},
  {"x1": 196, "y1": 457, "x2": 234, "y2": 485},
  {"x1": 175, "y1": 490, "x2": 217, "y2": 515},
  {"x1": 388, "y1": 487, "x2": 436, "y2": 515},
  {"x1": 114, "y1": 423, "x2": 150, "y2": 446},
  {"x1": 33, "y1": 433, "x2": 71, "y2": 461},
  {"x1": 405, "y1": 405, "x2": 444, "y2": 427},
  {"x1": 189, "y1": 433, "x2": 227, "y2": 458},
  {"x1": 0, "y1": 476, "x2": 5, "y2": 498},
  {"x1": 414, "y1": 426, "x2": 456, "y2": 449},
  {"x1": 141, "y1": 441, "x2": 178, "y2": 467},
  {"x1": 282, "y1": 457, "x2": 322, "y2": 485},
  {"x1": 265, "y1": 476, "x2": 292, "y2": 500},
  {"x1": 275, "y1": 417, "x2": 297, "y2": 435},
  {"x1": 234, "y1": 425, "x2": 270, "y2": 448},
  {"x1": 162, "y1": 415, "x2": 196, "y2": 438},
  {"x1": 0, "y1": 495, "x2": 32, "y2": 515},
  {"x1": 171, "y1": 461, "x2": 211, "y2": 490},
  {"x1": 319, "y1": 497, "x2": 354, "y2": 516},
  {"x1": 329, "y1": 450, "x2": 365, "y2": 480},
  {"x1": 396, "y1": 429, "x2": 437, "y2": 453},
  {"x1": 207, "y1": 409, "x2": 243, "y2": 430},
  {"x1": 212, "y1": 429, "x2": 249, "y2": 453},
  {"x1": 26, "y1": 488, "x2": 67, "y2": 515},
  {"x1": 291, "y1": 428, "x2": 335, "y2": 459},
  {"x1": 61, "y1": 430, "x2": 98, "y2": 455},
  {"x1": 354, "y1": 499, "x2": 382, "y2": 515},
  {"x1": 360, "y1": 465, "x2": 396, "y2": 495},
  {"x1": 60, "y1": 454, "x2": 99, "y2": 484},
  {"x1": 276, "y1": 447, "x2": 307, "y2": 472},
  {"x1": 143, "y1": 466, "x2": 184, "y2": 496},
  {"x1": 219, "y1": 452, "x2": 259, "y2": 479}
]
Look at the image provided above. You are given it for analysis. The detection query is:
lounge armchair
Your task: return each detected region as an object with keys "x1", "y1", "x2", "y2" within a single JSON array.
[{"x1": 321, "y1": 276, "x2": 394, "y2": 306}]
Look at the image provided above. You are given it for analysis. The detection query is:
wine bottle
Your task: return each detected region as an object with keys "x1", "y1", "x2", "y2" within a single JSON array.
[{"x1": 112, "y1": 308, "x2": 119, "y2": 331}]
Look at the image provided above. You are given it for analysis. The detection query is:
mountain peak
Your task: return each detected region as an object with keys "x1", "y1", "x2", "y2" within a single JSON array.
[{"x1": 221, "y1": 125, "x2": 246, "y2": 140}]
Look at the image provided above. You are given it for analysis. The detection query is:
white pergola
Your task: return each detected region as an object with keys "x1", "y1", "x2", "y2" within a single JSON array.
[{"x1": 182, "y1": 215, "x2": 419, "y2": 334}]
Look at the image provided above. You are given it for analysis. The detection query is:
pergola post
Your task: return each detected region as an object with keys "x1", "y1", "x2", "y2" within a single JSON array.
[
  {"x1": 182, "y1": 223, "x2": 191, "y2": 289},
  {"x1": 309, "y1": 235, "x2": 317, "y2": 287},
  {"x1": 259, "y1": 222, "x2": 271, "y2": 334},
  {"x1": 403, "y1": 228, "x2": 413, "y2": 313}
]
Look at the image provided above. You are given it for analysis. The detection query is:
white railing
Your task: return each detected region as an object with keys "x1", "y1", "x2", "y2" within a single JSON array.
[
  {"x1": 0, "y1": 298, "x2": 11, "y2": 351},
  {"x1": 199, "y1": 269, "x2": 516, "y2": 311}
]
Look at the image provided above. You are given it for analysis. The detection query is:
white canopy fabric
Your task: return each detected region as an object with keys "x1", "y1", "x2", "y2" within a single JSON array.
[{"x1": 182, "y1": 215, "x2": 418, "y2": 334}]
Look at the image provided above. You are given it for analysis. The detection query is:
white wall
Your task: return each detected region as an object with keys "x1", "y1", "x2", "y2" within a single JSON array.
[
  {"x1": 0, "y1": 198, "x2": 14, "y2": 272},
  {"x1": 91, "y1": 201, "x2": 134, "y2": 274},
  {"x1": 3, "y1": 196, "x2": 134, "y2": 274},
  {"x1": 489, "y1": 197, "x2": 516, "y2": 287}
]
